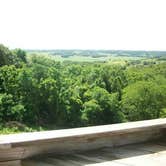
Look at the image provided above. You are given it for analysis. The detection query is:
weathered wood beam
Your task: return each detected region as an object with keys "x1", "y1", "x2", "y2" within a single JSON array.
[
  {"x1": 0, "y1": 118, "x2": 166, "y2": 164},
  {"x1": 0, "y1": 160, "x2": 21, "y2": 166}
]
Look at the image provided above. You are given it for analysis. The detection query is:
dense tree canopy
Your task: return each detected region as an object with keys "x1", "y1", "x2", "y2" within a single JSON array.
[
  {"x1": 0, "y1": 44, "x2": 13, "y2": 66},
  {"x1": 0, "y1": 44, "x2": 166, "y2": 132}
]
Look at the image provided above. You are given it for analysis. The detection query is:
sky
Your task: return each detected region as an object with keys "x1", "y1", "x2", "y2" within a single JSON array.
[{"x1": 0, "y1": 0, "x2": 166, "y2": 50}]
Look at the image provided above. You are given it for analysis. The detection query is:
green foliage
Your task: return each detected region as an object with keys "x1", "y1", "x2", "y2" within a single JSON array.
[
  {"x1": 13, "y1": 49, "x2": 27, "y2": 63},
  {"x1": 0, "y1": 123, "x2": 44, "y2": 134},
  {"x1": 0, "y1": 44, "x2": 14, "y2": 66},
  {"x1": 121, "y1": 80, "x2": 166, "y2": 121},
  {"x1": 0, "y1": 93, "x2": 25, "y2": 122},
  {"x1": 0, "y1": 45, "x2": 166, "y2": 133},
  {"x1": 82, "y1": 87, "x2": 125, "y2": 125},
  {"x1": 82, "y1": 99, "x2": 102, "y2": 125}
]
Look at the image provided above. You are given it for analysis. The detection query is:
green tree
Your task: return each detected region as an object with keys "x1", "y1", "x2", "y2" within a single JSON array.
[
  {"x1": 121, "y1": 80, "x2": 166, "y2": 121},
  {"x1": 0, "y1": 93, "x2": 25, "y2": 122},
  {"x1": 14, "y1": 49, "x2": 26, "y2": 62},
  {"x1": 0, "y1": 44, "x2": 14, "y2": 66},
  {"x1": 83, "y1": 87, "x2": 124, "y2": 125}
]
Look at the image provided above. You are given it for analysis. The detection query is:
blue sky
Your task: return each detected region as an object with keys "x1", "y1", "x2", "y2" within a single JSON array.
[{"x1": 0, "y1": 0, "x2": 166, "y2": 50}]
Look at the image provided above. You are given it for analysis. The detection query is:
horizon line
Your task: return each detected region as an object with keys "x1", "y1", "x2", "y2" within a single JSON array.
[{"x1": 24, "y1": 48, "x2": 166, "y2": 52}]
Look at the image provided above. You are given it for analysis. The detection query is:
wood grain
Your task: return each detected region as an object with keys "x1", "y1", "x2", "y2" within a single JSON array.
[{"x1": 0, "y1": 118, "x2": 165, "y2": 164}]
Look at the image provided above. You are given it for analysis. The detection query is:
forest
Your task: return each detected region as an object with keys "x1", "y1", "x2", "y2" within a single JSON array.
[{"x1": 0, "y1": 44, "x2": 166, "y2": 133}]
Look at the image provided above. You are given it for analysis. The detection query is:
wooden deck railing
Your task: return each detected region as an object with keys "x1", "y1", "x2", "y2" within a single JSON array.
[{"x1": 0, "y1": 118, "x2": 166, "y2": 165}]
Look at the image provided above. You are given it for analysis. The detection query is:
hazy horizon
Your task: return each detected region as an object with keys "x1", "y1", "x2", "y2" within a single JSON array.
[{"x1": 24, "y1": 49, "x2": 166, "y2": 52}]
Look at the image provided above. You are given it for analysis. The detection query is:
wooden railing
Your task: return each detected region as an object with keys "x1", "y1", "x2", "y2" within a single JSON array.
[{"x1": 0, "y1": 118, "x2": 166, "y2": 166}]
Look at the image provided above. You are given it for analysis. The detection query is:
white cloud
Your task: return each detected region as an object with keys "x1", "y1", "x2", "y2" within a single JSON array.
[{"x1": 0, "y1": 0, "x2": 166, "y2": 50}]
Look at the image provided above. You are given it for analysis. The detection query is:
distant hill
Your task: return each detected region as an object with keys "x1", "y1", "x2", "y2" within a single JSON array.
[{"x1": 26, "y1": 50, "x2": 166, "y2": 58}]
